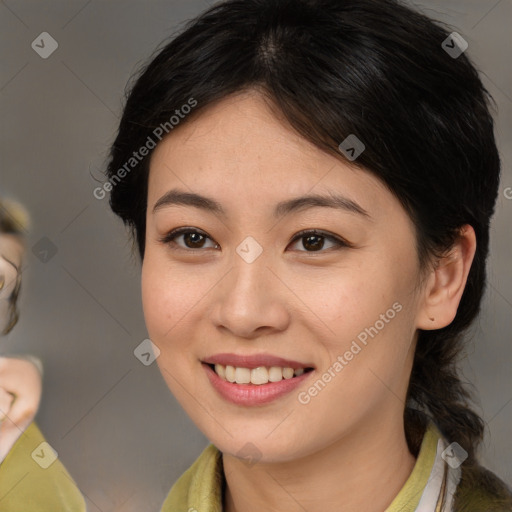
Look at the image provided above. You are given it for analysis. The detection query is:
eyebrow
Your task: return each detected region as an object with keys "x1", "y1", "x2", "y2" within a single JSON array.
[{"x1": 152, "y1": 188, "x2": 370, "y2": 219}]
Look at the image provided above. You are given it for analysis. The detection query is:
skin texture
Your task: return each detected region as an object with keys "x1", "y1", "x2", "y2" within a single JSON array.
[
  {"x1": 141, "y1": 89, "x2": 476, "y2": 512},
  {"x1": 0, "y1": 233, "x2": 42, "y2": 462}
]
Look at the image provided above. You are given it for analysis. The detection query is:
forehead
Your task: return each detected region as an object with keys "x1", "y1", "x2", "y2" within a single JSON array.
[
  {"x1": 151, "y1": 90, "x2": 325, "y2": 176},
  {"x1": 147, "y1": 91, "x2": 394, "y2": 219}
]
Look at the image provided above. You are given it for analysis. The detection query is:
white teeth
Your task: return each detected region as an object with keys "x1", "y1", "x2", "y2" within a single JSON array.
[
  {"x1": 282, "y1": 367, "x2": 294, "y2": 379},
  {"x1": 215, "y1": 364, "x2": 226, "y2": 379},
  {"x1": 225, "y1": 365, "x2": 236, "y2": 383},
  {"x1": 251, "y1": 367, "x2": 269, "y2": 385},
  {"x1": 235, "y1": 367, "x2": 251, "y2": 384},
  {"x1": 210, "y1": 363, "x2": 309, "y2": 385},
  {"x1": 268, "y1": 366, "x2": 284, "y2": 382}
]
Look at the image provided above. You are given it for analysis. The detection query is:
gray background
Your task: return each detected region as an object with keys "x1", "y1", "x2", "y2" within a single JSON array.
[{"x1": 1, "y1": 0, "x2": 510, "y2": 510}]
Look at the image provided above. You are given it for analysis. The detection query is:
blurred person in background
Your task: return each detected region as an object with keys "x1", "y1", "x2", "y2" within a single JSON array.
[{"x1": 0, "y1": 198, "x2": 85, "y2": 511}]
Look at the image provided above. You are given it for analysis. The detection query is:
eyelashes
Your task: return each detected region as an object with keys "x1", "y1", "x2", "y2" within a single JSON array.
[
  {"x1": 158, "y1": 227, "x2": 353, "y2": 253},
  {"x1": 159, "y1": 227, "x2": 219, "y2": 250}
]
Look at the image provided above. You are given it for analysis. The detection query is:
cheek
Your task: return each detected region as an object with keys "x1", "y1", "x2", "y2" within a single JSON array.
[
  {"x1": 140, "y1": 254, "x2": 198, "y2": 396},
  {"x1": 140, "y1": 249, "x2": 214, "y2": 348},
  {"x1": 298, "y1": 262, "x2": 409, "y2": 336},
  {"x1": 299, "y1": 249, "x2": 419, "y2": 377},
  {"x1": 140, "y1": 248, "x2": 192, "y2": 352},
  {"x1": 141, "y1": 260, "x2": 173, "y2": 340}
]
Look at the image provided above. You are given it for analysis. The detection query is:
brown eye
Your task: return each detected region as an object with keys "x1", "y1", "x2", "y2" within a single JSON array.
[
  {"x1": 288, "y1": 229, "x2": 350, "y2": 252},
  {"x1": 159, "y1": 227, "x2": 350, "y2": 253},
  {"x1": 301, "y1": 234, "x2": 326, "y2": 251},
  {"x1": 159, "y1": 228, "x2": 219, "y2": 250},
  {"x1": 182, "y1": 231, "x2": 207, "y2": 249}
]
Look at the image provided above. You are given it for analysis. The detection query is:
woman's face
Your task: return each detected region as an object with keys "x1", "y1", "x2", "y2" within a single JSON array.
[
  {"x1": 141, "y1": 90, "x2": 428, "y2": 462},
  {"x1": 0, "y1": 233, "x2": 23, "y2": 333}
]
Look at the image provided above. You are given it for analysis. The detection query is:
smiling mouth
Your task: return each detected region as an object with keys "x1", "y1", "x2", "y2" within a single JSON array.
[{"x1": 205, "y1": 363, "x2": 314, "y2": 386}]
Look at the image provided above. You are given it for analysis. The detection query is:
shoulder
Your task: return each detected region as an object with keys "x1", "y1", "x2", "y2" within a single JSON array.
[
  {"x1": 161, "y1": 443, "x2": 224, "y2": 512},
  {"x1": 0, "y1": 422, "x2": 86, "y2": 511},
  {"x1": 454, "y1": 463, "x2": 512, "y2": 512}
]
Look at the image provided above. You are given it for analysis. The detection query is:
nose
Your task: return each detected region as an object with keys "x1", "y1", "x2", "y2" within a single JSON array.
[{"x1": 211, "y1": 249, "x2": 290, "y2": 339}]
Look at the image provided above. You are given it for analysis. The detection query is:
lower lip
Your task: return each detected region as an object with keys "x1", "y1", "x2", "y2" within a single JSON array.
[{"x1": 202, "y1": 363, "x2": 314, "y2": 406}]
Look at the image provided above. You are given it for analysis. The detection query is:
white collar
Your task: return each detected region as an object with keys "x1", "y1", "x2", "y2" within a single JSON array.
[{"x1": 415, "y1": 437, "x2": 462, "y2": 511}]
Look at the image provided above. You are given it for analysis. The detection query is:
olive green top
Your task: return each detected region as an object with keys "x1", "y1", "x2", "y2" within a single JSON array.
[
  {"x1": 0, "y1": 422, "x2": 86, "y2": 511},
  {"x1": 160, "y1": 422, "x2": 512, "y2": 511}
]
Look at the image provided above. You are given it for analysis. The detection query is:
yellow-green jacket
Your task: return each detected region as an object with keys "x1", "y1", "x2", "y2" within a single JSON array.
[
  {"x1": 161, "y1": 422, "x2": 512, "y2": 511},
  {"x1": 0, "y1": 422, "x2": 86, "y2": 511}
]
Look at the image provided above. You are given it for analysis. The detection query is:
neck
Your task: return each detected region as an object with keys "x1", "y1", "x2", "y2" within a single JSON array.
[{"x1": 222, "y1": 411, "x2": 417, "y2": 512}]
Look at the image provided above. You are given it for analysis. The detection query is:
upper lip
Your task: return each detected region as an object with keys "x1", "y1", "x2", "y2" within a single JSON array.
[{"x1": 202, "y1": 353, "x2": 315, "y2": 370}]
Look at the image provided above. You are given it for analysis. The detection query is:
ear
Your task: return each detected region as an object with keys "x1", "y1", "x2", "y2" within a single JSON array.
[{"x1": 417, "y1": 225, "x2": 476, "y2": 330}]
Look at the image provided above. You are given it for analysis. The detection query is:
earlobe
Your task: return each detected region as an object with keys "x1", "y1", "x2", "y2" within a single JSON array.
[{"x1": 417, "y1": 225, "x2": 476, "y2": 330}]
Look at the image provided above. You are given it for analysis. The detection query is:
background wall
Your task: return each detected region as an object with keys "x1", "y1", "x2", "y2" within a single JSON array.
[{"x1": 1, "y1": 0, "x2": 510, "y2": 510}]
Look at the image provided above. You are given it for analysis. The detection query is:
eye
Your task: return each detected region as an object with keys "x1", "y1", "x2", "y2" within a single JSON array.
[
  {"x1": 158, "y1": 227, "x2": 219, "y2": 251},
  {"x1": 159, "y1": 227, "x2": 351, "y2": 253},
  {"x1": 287, "y1": 229, "x2": 351, "y2": 252}
]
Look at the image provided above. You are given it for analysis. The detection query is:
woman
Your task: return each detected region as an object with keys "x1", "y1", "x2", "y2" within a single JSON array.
[{"x1": 104, "y1": 0, "x2": 512, "y2": 510}]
